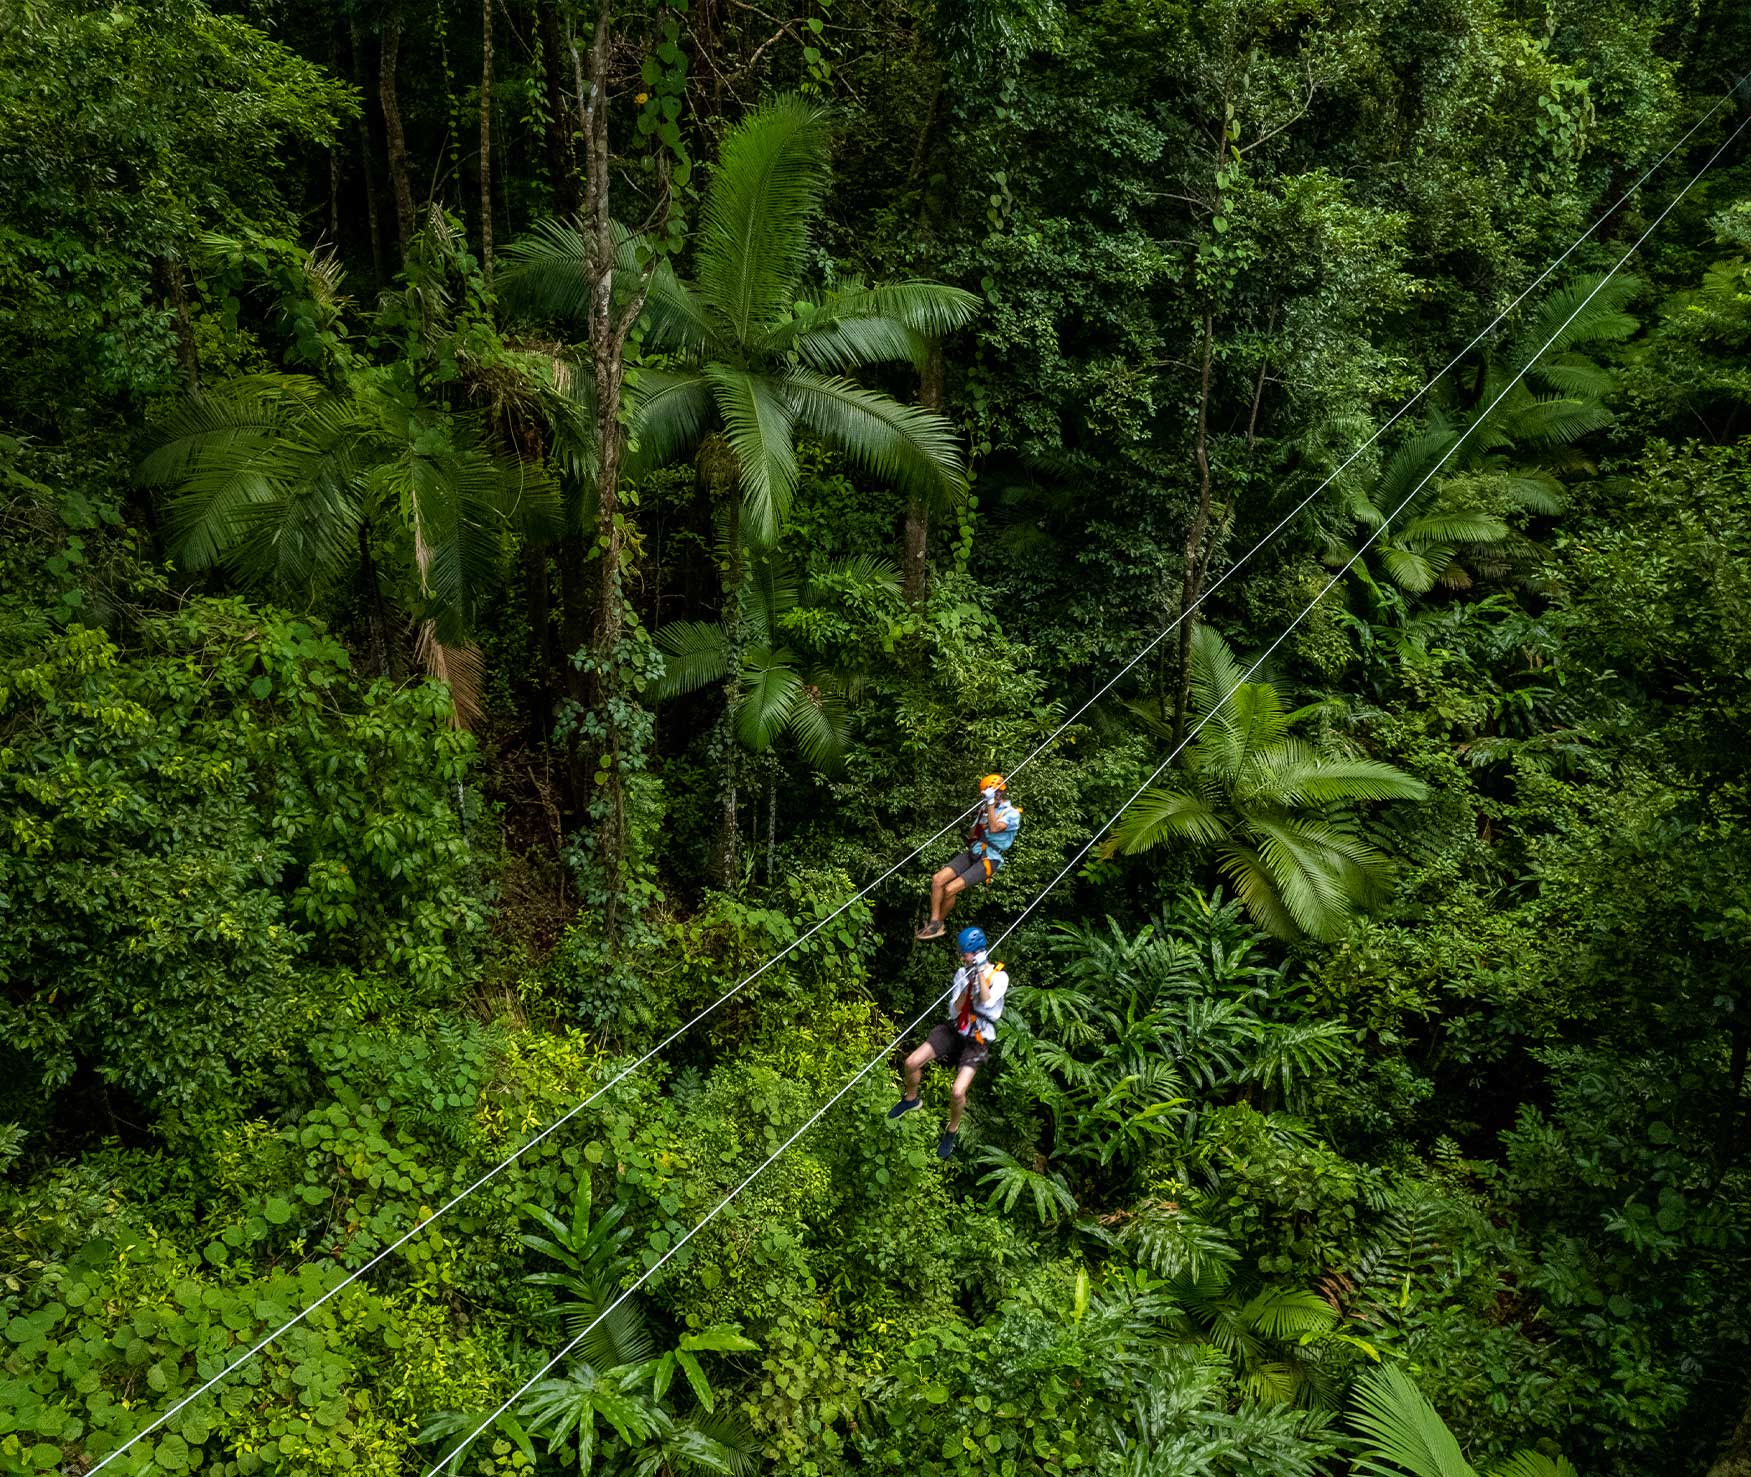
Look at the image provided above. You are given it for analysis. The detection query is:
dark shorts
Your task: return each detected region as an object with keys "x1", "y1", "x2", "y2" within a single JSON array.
[
  {"x1": 923, "y1": 1022, "x2": 990, "y2": 1071},
  {"x1": 943, "y1": 849, "x2": 998, "y2": 888}
]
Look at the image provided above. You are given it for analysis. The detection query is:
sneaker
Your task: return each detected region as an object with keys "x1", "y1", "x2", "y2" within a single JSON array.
[
  {"x1": 937, "y1": 1129, "x2": 959, "y2": 1160},
  {"x1": 887, "y1": 1096, "x2": 922, "y2": 1120},
  {"x1": 915, "y1": 919, "x2": 946, "y2": 940}
]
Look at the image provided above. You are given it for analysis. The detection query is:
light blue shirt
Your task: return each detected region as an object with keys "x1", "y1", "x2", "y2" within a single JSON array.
[{"x1": 973, "y1": 800, "x2": 1022, "y2": 860}]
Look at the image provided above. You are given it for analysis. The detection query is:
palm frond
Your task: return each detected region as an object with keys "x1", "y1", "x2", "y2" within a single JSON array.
[
  {"x1": 1348, "y1": 1365, "x2": 1477, "y2": 1477},
  {"x1": 1533, "y1": 355, "x2": 1615, "y2": 400},
  {"x1": 783, "y1": 673, "x2": 851, "y2": 772},
  {"x1": 1114, "y1": 786, "x2": 1229, "y2": 853},
  {"x1": 1490, "y1": 394, "x2": 1614, "y2": 449},
  {"x1": 1509, "y1": 272, "x2": 1641, "y2": 369},
  {"x1": 414, "y1": 621, "x2": 486, "y2": 729},
  {"x1": 627, "y1": 368, "x2": 715, "y2": 478},
  {"x1": 496, "y1": 217, "x2": 596, "y2": 324},
  {"x1": 1499, "y1": 470, "x2": 1565, "y2": 515},
  {"x1": 736, "y1": 647, "x2": 804, "y2": 753},
  {"x1": 707, "y1": 365, "x2": 798, "y2": 546},
  {"x1": 695, "y1": 97, "x2": 831, "y2": 344},
  {"x1": 1185, "y1": 622, "x2": 1253, "y2": 728},
  {"x1": 1370, "y1": 427, "x2": 1461, "y2": 516},
  {"x1": 778, "y1": 280, "x2": 981, "y2": 372},
  {"x1": 785, "y1": 368, "x2": 966, "y2": 513},
  {"x1": 1402, "y1": 510, "x2": 1510, "y2": 546},
  {"x1": 1256, "y1": 755, "x2": 1428, "y2": 809},
  {"x1": 651, "y1": 620, "x2": 732, "y2": 699},
  {"x1": 1238, "y1": 1286, "x2": 1339, "y2": 1341},
  {"x1": 1489, "y1": 1453, "x2": 1576, "y2": 1477},
  {"x1": 1375, "y1": 544, "x2": 1441, "y2": 594}
]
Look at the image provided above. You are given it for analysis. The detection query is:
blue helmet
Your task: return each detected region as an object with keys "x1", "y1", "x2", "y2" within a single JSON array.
[{"x1": 957, "y1": 926, "x2": 987, "y2": 954}]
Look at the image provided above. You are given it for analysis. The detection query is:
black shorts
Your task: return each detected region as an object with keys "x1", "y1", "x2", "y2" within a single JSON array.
[
  {"x1": 944, "y1": 849, "x2": 997, "y2": 887},
  {"x1": 924, "y1": 1022, "x2": 990, "y2": 1071}
]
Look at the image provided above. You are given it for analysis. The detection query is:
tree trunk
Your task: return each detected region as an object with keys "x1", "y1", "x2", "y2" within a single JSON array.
[
  {"x1": 157, "y1": 256, "x2": 199, "y2": 389},
  {"x1": 349, "y1": 18, "x2": 387, "y2": 285},
  {"x1": 570, "y1": 0, "x2": 672, "y2": 922},
  {"x1": 904, "y1": 341, "x2": 945, "y2": 608},
  {"x1": 478, "y1": 0, "x2": 495, "y2": 285},
  {"x1": 1172, "y1": 312, "x2": 1217, "y2": 746},
  {"x1": 378, "y1": 1, "x2": 416, "y2": 258},
  {"x1": 1710, "y1": 1380, "x2": 1751, "y2": 1477},
  {"x1": 765, "y1": 761, "x2": 777, "y2": 890},
  {"x1": 537, "y1": 0, "x2": 581, "y2": 216},
  {"x1": 327, "y1": 34, "x2": 344, "y2": 246}
]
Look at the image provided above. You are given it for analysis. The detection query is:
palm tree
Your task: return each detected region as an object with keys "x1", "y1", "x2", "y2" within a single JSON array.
[
  {"x1": 138, "y1": 367, "x2": 560, "y2": 714},
  {"x1": 1350, "y1": 1365, "x2": 1575, "y2": 1477},
  {"x1": 1332, "y1": 273, "x2": 1639, "y2": 599},
  {"x1": 1332, "y1": 427, "x2": 1516, "y2": 597},
  {"x1": 651, "y1": 552, "x2": 898, "y2": 771},
  {"x1": 501, "y1": 95, "x2": 976, "y2": 879},
  {"x1": 1112, "y1": 627, "x2": 1426, "y2": 941}
]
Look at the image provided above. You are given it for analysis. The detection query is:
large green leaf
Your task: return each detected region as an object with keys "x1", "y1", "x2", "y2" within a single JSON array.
[
  {"x1": 1257, "y1": 753, "x2": 1429, "y2": 808},
  {"x1": 735, "y1": 646, "x2": 804, "y2": 753},
  {"x1": 694, "y1": 96, "x2": 831, "y2": 345},
  {"x1": 785, "y1": 368, "x2": 966, "y2": 512},
  {"x1": 651, "y1": 621, "x2": 732, "y2": 699},
  {"x1": 627, "y1": 369, "x2": 715, "y2": 478},
  {"x1": 706, "y1": 365, "x2": 798, "y2": 546},
  {"x1": 776, "y1": 280, "x2": 982, "y2": 372},
  {"x1": 1349, "y1": 1365, "x2": 1477, "y2": 1477},
  {"x1": 1113, "y1": 787, "x2": 1229, "y2": 852}
]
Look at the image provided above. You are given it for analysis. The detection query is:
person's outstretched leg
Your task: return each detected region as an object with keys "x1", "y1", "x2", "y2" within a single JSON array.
[
  {"x1": 918, "y1": 867, "x2": 955, "y2": 938},
  {"x1": 939, "y1": 875, "x2": 966, "y2": 921},
  {"x1": 938, "y1": 1064, "x2": 978, "y2": 1158},
  {"x1": 890, "y1": 1040, "x2": 935, "y2": 1117}
]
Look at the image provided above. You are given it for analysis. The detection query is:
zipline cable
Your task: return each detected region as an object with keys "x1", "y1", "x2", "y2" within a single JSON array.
[
  {"x1": 1000, "y1": 65, "x2": 1751, "y2": 783},
  {"x1": 422, "y1": 108, "x2": 1751, "y2": 1476},
  {"x1": 88, "y1": 74, "x2": 1750, "y2": 1475}
]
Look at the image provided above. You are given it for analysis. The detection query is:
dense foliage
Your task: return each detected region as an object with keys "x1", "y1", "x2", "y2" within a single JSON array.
[{"x1": 3, "y1": 1, "x2": 1750, "y2": 1474}]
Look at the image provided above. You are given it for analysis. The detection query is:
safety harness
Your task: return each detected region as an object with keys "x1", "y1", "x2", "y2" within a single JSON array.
[
  {"x1": 967, "y1": 798, "x2": 1022, "y2": 884},
  {"x1": 955, "y1": 958, "x2": 1006, "y2": 1043}
]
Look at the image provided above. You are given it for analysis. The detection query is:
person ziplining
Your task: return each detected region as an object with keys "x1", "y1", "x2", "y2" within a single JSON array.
[
  {"x1": 916, "y1": 774, "x2": 1022, "y2": 940},
  {"x1": 887, "y1": 926, "x2": 1010, "y2": 1159}
]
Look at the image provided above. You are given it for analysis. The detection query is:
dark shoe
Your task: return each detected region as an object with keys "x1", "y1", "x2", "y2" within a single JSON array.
[
  {"x1": 887, "y1": 1096, "x2": 922, "y2": 1120},
  {"x1": 937, "y1": 1129, "x2": 959, "y2": 1160},
  {"x1": 915, "y1": 919, "x2": 946, "y2": 940}
]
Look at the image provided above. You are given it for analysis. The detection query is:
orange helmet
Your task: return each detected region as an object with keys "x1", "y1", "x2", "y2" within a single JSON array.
[{"x1": 980, "y1": 773, "x2": 1007, "y2": 793}]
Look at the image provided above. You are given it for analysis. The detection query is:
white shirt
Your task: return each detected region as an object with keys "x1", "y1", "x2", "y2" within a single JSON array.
[{"x1": 948, "y1": 956, "x2": 1009, "y2": 1042}]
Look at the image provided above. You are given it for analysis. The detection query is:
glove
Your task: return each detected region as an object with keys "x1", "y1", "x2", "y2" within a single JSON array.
[{"x1": 981, "y1": 786, "x2": 997, "y2": 803}]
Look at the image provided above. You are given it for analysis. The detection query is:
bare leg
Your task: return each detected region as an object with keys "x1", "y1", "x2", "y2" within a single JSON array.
[
  {"x1": 903, "y1": 1040, "x2": 936, "y2": 1099},
  {"x1": 939, "y1": 874, "x2": 968, "y2": 921},
  {"x1": 946, "y1": 1065, "x2": 978, "y2": 1131},
  {"x1": 927, "y1": 865, "x2": 954, "y2": 921}
]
